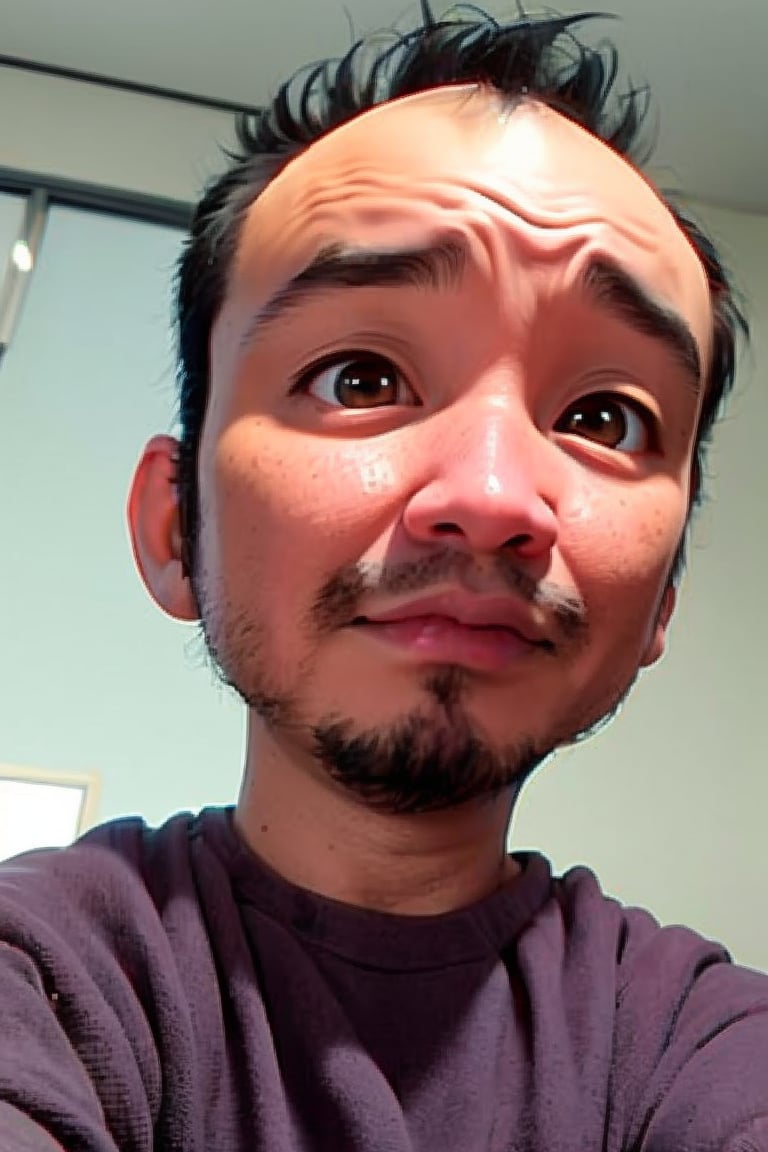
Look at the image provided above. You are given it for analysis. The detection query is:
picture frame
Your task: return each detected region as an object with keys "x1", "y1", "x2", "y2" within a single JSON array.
[{"x1": 0, "y1": 764, "x2": 100, "y2": 862}]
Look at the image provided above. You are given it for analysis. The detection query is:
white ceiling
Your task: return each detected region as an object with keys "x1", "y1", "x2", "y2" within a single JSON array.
[{"x1": 2, "y1": 0, "x2": 767, "y2": 211}]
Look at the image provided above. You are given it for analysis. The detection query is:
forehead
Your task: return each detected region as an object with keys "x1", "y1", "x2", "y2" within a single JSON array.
[{"x1": 225, "y1": 86, "x2": 712, "y2": 362}]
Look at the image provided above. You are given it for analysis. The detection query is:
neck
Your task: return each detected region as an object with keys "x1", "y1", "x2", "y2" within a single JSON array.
[{"x1": 234, "y1": 717, "x2": 519, "y2": 915}]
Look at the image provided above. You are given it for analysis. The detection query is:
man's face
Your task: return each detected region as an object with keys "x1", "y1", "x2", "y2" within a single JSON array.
[{"x1": 194, "y1": 88, "x2": 712, "y2": 811}]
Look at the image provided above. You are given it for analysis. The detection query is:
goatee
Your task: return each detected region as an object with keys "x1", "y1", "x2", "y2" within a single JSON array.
[{"x1": 313, "y1": 667, "x2": 547, "y2": 814}]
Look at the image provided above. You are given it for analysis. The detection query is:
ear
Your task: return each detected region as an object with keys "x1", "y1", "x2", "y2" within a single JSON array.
[
  {"x1": 640, "y1": 583, "x2": 677, "y2": 669},
  {"x1": 127, "y1": 435, "x2": 198, "y2": 621}
]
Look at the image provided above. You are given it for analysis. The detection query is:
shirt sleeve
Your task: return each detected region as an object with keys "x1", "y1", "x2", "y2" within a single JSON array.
[
  {"x1": 615, "y1": 921, "x2": 768, "y2": 1151},
  {"x1": 0, "y1": 845, "x2": 163, "y2": 1152},
  {"x1": 0, "y1": 1102, "x2": 70, "y2": 1151},
  {"x1": 0, "y1": 939, "x2": 125, "y2": 1151}
]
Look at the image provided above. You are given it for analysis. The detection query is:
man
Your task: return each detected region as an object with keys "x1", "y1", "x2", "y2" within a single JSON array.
[{"x1": 1, "y1": 5, "x2": 765, "y2": 1151}]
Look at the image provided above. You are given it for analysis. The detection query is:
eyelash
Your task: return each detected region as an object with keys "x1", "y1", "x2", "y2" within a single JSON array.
[{"x1": 292, "y1": 351, "x2": 661, "y2": 455}]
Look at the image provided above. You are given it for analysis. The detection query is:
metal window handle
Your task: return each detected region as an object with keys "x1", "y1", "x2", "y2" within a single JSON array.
[{"x1": 0, "y1": 188, "x2": 49, "y2": 361}]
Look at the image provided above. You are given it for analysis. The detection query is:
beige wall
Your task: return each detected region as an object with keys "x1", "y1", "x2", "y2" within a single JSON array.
[{"x1": 0, "y1": 65, "x2": 236, "y2": 201}]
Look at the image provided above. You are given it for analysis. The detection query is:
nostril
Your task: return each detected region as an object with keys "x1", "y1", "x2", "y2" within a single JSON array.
[
  {"x1": 502, "y1": 533, "x2": 534, "y2": 550},
  {"x1": 433, "y1": 522, "x2": 462, "y2": 536}
]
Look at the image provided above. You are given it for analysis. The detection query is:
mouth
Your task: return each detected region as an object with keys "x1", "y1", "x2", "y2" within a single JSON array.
[{"x1": 351, "y1": 610, "x2": 550, "y2": 674}]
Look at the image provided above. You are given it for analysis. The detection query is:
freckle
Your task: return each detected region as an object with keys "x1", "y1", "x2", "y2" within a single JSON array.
[{"x1": 260, "y1": 824, "x2": 269, "y2": 834}]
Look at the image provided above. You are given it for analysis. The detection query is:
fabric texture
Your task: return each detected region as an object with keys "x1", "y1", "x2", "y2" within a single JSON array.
[{"x1": 0, "y1": 807, "x2": 766, "y2": 1151}]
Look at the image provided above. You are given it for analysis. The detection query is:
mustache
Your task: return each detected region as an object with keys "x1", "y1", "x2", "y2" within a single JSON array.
[{"x1": 311, "y1": 548, "x2": 588, "y2": 644}]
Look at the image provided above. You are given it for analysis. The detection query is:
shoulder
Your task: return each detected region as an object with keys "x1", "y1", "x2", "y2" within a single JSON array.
[
  {"x1": 537, "y1": 860, "x2": 735, "y2": 979},
  {"x1": 0, "y1": 807, "x2": 237, "y2": 973},
  {"x1": 556, "y1": 862, "x2": 768, "y2": 999},
  {"x1": 0, "y1": 813, "x2": 203, "y2": 1145},
  {"x1": 546, "y1": 862, "x2": 768, "y2": 1015},
  {"x1": 0, "y1": 809, "x2": 237, "y2": 1128},
  {"x1": 519, "y1": 859, "x2": 768, "y2": 1068},
  {"x1": 0, "y1": 810, "x2": 193, "y2": 929},
  {"x1": 543, "y1": 864, "x2": 768, "y2": 1146}
]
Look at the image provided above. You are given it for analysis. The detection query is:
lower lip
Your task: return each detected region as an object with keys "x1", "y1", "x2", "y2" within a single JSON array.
[{"x1": 354, "y1": 614, "x2": 538, "y2": 673}]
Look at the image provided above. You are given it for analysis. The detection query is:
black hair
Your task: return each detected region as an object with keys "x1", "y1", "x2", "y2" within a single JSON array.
[{"x1": 175, "y1": 1, "x2": 747, "y2": 582}]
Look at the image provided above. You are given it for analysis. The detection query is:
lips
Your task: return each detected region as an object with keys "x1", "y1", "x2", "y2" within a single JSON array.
[
  {"x1": 353, "y1": 591, "x2": 548, "y2": 646},
  {"x1": 351, "y1": 592, "x2": 551, "y2": 673}
]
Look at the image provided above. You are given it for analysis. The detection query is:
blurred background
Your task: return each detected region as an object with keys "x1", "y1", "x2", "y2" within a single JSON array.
[{"x1": 0, "y1": 1, "x2": 765, "y2": 965}]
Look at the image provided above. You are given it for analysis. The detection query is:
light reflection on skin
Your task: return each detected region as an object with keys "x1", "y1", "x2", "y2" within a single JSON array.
[{"x1": 359, "y1": 456, "x2": 397, "y2": 497}]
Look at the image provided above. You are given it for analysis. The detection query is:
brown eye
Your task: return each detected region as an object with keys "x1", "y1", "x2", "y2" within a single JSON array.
[
  {"x1": 556, "y1": 393, "x2": 656, "y2": 454},
  {"x1": 302, "y1": 355, "x2": 417, "y2": 409}
]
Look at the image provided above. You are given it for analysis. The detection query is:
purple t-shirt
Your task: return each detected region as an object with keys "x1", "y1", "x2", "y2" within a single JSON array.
[{"x1": 0, "y1": 807, "x2": 766, "y2": 1151}]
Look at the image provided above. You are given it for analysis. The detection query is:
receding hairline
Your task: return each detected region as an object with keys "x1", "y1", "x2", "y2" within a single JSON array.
[
  {"x1": 239, "y1": 82, "x2": 675, "y2": 243},
  {"x1": 231, "y1": 84, "x2": 711, "y2": 334}
]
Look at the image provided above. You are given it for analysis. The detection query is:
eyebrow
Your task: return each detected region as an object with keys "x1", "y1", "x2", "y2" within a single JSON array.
[
  {"x1": 580, "y1": 258, "x2": 702, "y2": 392},
  {"x1": 240, "y1": 239, "x2": 703, "y2": 392},
  {"x1": 239, "y1": 237, "x2": 467, "y2": 348}
]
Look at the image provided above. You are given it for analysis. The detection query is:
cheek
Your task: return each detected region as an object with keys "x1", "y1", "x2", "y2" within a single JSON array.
[
  {"x1": 560, "y1": 481, "x2": 686, "y2": 601},
  {"x1": 202, "y1": 421, "x2": 407, "y2": 576}
]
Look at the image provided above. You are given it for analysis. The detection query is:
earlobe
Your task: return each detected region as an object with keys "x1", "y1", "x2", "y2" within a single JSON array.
[
  {"x1": 127, "y1": 435, "x2": 199, "y2": 621},
  {"x1": 640, "y1": 583, "x2": 677, "y2": 669}
]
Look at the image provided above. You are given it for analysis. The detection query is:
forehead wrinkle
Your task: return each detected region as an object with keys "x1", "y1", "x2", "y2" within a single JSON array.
[
  {"x1": 453, "y1": 171, "x2": 676, "y2": 255},
  {"x1": 236, "y1": 128, "x2": 711, "y2": 365},
  {"x1": 255, "y1": 177, "x2": 671, "y2": 318},
  {"x1": 259, "y1": 161, "x2": 683, "y2": 279},
  {"x1": 409, "y1": 175, "x2": 711, "y2": 349},
  {"x1": 258, "y1": 101, "x2": 673, "y2": 243},
  {"x1": 250, "y1": 87, "x2": 695, "y2": 279}
]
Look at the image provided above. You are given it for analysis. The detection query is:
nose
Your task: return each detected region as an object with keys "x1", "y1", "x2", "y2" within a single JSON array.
[{"x1": 402, "y1": 401, "x2": 559, "y2": 560}]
